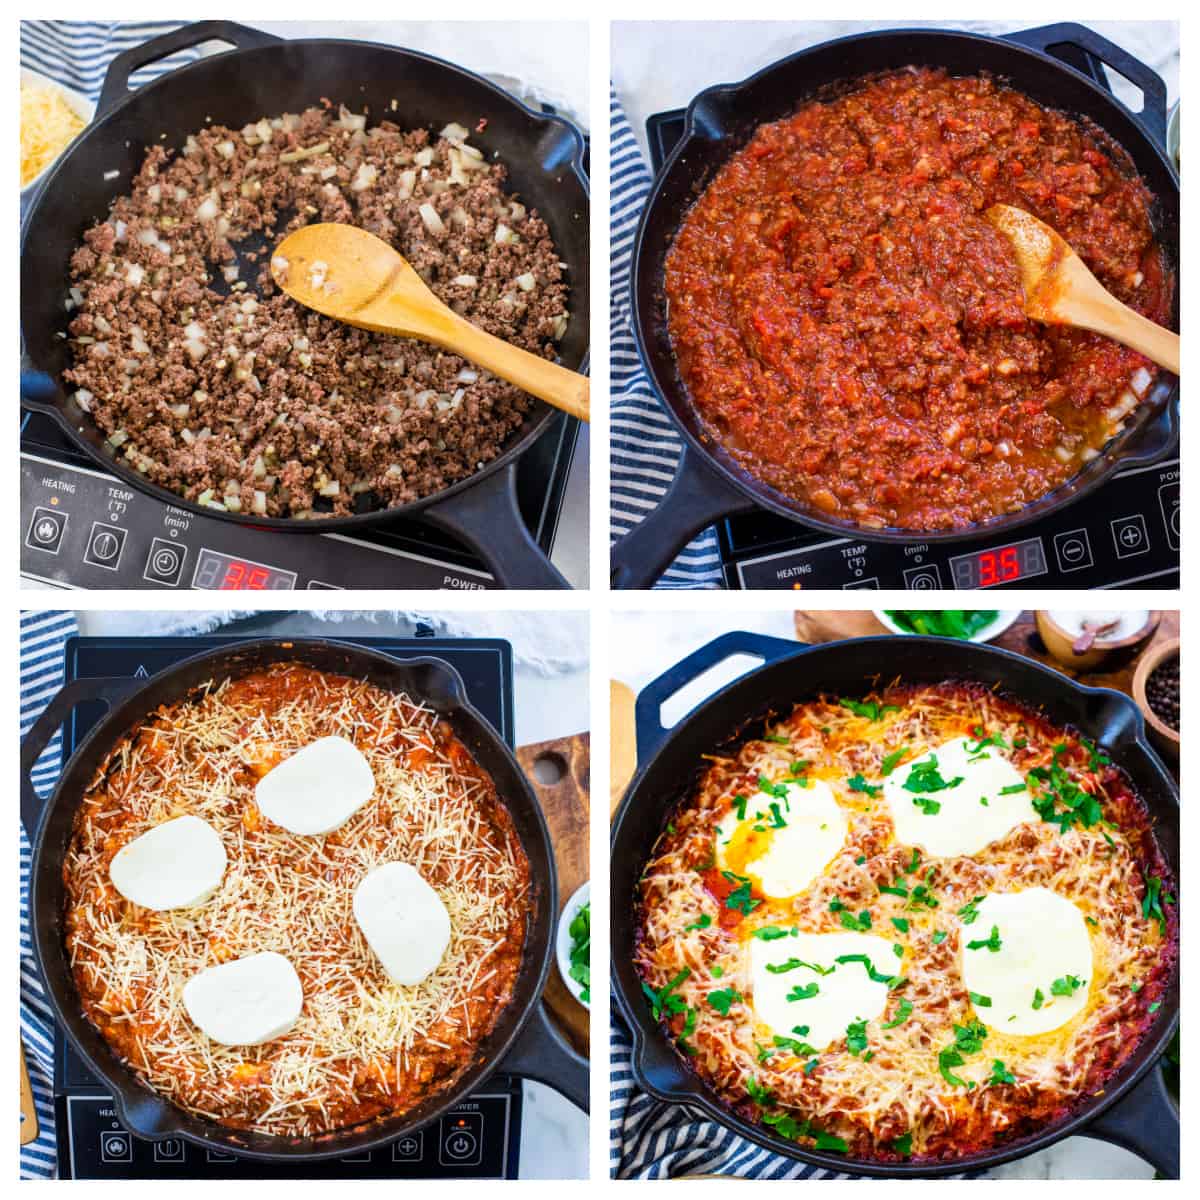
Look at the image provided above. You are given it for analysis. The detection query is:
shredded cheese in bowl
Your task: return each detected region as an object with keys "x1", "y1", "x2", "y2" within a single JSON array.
[{"x1": 20, "y1": 77, "x2": 86, "y2": 187}]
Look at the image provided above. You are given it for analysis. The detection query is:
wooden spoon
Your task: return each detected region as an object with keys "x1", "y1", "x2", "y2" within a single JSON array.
[
  {"x1": 271, "y1": 223, "x2": 589, "y2": 422},
  {"x1": 985, "y1": 204, "x2": 1178, "y2": 374}
]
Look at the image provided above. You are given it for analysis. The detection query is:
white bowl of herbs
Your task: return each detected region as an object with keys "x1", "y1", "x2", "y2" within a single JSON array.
[{"x1": 556, "y1": 881, "x2": 590, "y2": 1008}]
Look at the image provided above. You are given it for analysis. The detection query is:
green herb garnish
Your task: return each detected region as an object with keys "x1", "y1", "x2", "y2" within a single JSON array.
[{"x1": 567, "y1": 901, "x2": 591, "y2": 1002}]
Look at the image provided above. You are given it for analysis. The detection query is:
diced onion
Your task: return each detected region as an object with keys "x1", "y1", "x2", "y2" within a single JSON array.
[
  {"x1": 418, "y1": 204, "x2": 446, "y2": 236},
  {"x1": 515, "y1": 272, "x2": 536, "y2": 292}
]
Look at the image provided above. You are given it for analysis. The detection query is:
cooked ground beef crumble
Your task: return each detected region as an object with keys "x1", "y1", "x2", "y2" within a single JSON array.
[{"x1": 63, "y1": 105, "x2": 570, "y2": 517}]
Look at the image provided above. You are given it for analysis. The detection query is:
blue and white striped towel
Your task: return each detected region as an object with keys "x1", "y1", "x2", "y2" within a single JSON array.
[
  {"x1": 609, "y1": 1014, "x2": 847, "y2": 1179},
  {"x1": 20, "y1": 610, "x2": 79, "y2": 1180},
  {"x1": 609, "y1": 88, "x2": 724, "y2": 589},
  {"x1": 20, "y1": 19, "x2": 197, "y2": 103}
]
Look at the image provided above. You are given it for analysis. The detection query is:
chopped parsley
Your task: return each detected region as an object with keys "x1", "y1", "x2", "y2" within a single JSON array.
[
  {"x1": 903, "y1": 753, "x2": 963, "y2": 796},
  {"x1": 763, "y1": 733, "x2": 791, "y2": 745},
  {"x1": 762, "y1": 1111, "x2": 845, "y2": 1152},
  {"x1": 768, "y1": 801, "x2": 788, "y2": 828},
  {"x1": 567, "y1": 902, "x2": 590, "y2": 1002},
  {"x1": 765, "y1": 958, "x2": 804, "y2": 975},
  {"x1": 732, "y1": 794, "x2": 748, "y2": 820},
  {"x1": 758, "y1": 776, "x2": 789, "y2": 799},
  {"x1": 999, "y1": 783, "x2": 1028, "y2": 795},
  {"x1": 879, "y1": 883, "x2": 909, "y2": 898},
  {"x1": 684, "y1": 914, "x2": 713, "y2": 932},
  {"x1": 932, "y1": 931, "x2": 948, "y2": 945},
  {"x1": 722, "y1": 870, "x2": 760, "y2": 915},
  {"x1": 708, "y1": 987, "x2": 742, "y2": 1015},
  {"x1": 836, "y1": 953, "x2": 905, "y2": 988},
  {"x1": 711, "y1": 965, "x2": 724, "y2": 978},
  {"x1": 912, "y1": 795, "x2": 942, "y2": 816},
  {"x1": 893, "y1": 1132, "x2": 913, "y2": 1156},
  {"x1": 787, "y1": 983, "x2": 820, "y2": 1001},
  {"x1": 1051, "y1": 975, "x2": 1085, "y2": 996},
  {"x1": 957, "y1": 896, "x2": 985, "y2": 925},
  {"x1": 891, "y1": 917, "x2": 910, "y2": 933},
  {"x1": 751, "y1": 925, "x2": 794, "y2": 941},
  {"x1": 967, "y1": 925, "x2": 1002, "y2": 953},
  {"x1": 847, "y1": 773, "x2": 882, "y2": 797},
  {"x1": 837, "y1": 908, "x2": 873, "y2": 933},
  {"x1": 845, "y1": 1019, "x2": 869, "y2": 1056},
  {"x1": 772, "y1": 1032, "x2": 819, "y2": 1056},
  {"x1": 969, "y1": 991, "x2": 992, "y2": 1008},
  {"x1": 882, "y1": 998, "x2": 914, "y2": 1028},
  {"x1": 642, "y1": 967, "x2": 690, "y2": 1021},
  {"x1": 1142, "y1": 873, "x2": 1169, "y2": 934},
  {"x1": 989, "y1": 1059, "x2": 1015, "y2": 1085},
  {"x1": 839, "y1": 698, "x2": 899, "y2": 721},
  {"x1": 1026, "y1": 745, "x2": 1103, "y2": 832},
  {"x1": 745, "y1": 1075, "x2": 772, "y2": 1106},
  {"x1": 938, "y1": 1020, "x2": 988, "y2": 1087},
  {"x1": 1032, "y1": 988, "x2": 1045, "y2": 1010},
  {"x1": 881, "y1": 746, "x2": 910, "y2": 775}
]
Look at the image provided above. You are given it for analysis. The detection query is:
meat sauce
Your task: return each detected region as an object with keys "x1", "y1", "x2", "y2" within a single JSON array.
[
  {"x1": 63, "y1": 665, "x2": 530, "y2": 1137},
  {"x1": 665, "y1": 69, "x2": 1172, "y2": 530}
]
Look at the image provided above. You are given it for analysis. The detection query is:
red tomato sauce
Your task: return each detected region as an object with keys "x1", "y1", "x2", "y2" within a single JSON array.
[{"x1": 664, "y1": 69, "x2": 1171, "y2": 531}]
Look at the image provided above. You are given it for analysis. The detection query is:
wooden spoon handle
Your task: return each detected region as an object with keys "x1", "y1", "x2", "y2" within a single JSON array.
[
  {"x1": 428, "y1": 307, "x2": 590, "y2": 422},
  {"x1": 1075, "y1": 293, "x2": 1180, "y2": 375}
]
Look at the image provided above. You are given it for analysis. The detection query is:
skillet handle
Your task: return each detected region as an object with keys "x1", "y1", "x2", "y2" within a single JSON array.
[
  {"x1": 635, "y1": 631, "x2": 803, "y2": 763},
  {"x1": 97, "y1": 21, "x2": 283, "y2": 119},
  {"x1": 20, "y1": 676, "x2": 140, "y2": 837},
  {"x1": 499, "y1": 1000, "x2": 590, "y2": 1113},
  {"x1": 610, "y1": 447, "x2": 755, "y2": 590},
  {"x1": 1005, "y1": 23, "x2": 1169, "y2": 145},
  {"x1": 422, "y1": 462, "x2": 569, "y2": 590},
  {"x1": 1080, "y1": 1061, "x2": 1178, "y2": 1178}
]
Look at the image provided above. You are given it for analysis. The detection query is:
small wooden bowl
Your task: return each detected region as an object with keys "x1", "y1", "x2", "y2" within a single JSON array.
[
  {"x1": 1035, "y1": 610, "x2": 1160, "y2": 672},
  {"x1": 1132, "y1": 636, "x2": 1180, "y2": 759}
]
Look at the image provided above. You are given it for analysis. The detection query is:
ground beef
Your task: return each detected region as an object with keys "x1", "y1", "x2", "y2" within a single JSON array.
[{"x1": 63, "y1": 105, "x2": 570, "y2": 517}]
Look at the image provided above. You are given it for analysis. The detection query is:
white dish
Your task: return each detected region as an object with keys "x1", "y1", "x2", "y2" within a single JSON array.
[
  {"x1": 872, "y1": 610, "x2": 1021, "y2": 644},
  {"x1": 555, "y1": 880, "x2": 590, "y2": 1009},
  {"x1": 21, "y1": 67, "x2": 94, "y2": 198}
]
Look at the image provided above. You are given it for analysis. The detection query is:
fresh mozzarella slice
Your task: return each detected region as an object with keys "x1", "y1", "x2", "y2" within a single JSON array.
[
  {"x1": 716, "y1": 780, "x2": 847, "y2": 898},
  {"x1": 255, "y1": 735, "x2": 375, "y2": 835},
  {"x1": 960, "y1": 888, "x2": 1093, "y2": 1036},
  {"x1": 353, "y1": 862, "x2": 451, "y2": 985},
  {"x1": 749, "y1": 929, "x2": 896, "y2": 1050},
  {"x1": 109, "y1": 815, "x2": 226, "y2": 910},
  {"x1": 182, "y1": 951, "x2": 303, "y2": 1045},
  {"x1": 884, "y1": 735, "x2": 1037, "y2": 857}
]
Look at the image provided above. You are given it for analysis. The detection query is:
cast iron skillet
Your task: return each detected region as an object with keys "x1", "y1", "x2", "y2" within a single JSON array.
[
  {"x1": 20, "y1": 21, "x2": 590, "y2": 590},
  {"x1": 611, "y1": 631, "x2": 1179, "y2": 1177},
  {"x1": 612, "y1": 23, "x2": 1180, "y2": 588},
  {"x1": 22, "y1": 638, "x2": 588, "y2": 1162}
]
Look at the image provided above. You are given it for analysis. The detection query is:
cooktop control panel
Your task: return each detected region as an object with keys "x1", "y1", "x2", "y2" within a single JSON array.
[
  {"x1": 55, "y1": 1089, "x2": 520, "y2": 1179},
  {"x1": 21, "y1": 451, "x2": 494, "y2": 590},
  {"x1": 722, "y1": 459, "x2": 1179, "y2": 590}
]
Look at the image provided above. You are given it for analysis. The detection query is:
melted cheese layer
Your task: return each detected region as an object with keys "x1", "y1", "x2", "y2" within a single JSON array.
[
  {"x1": 717, "y1": 780, "x2": 847, "y2": 898},
  {"x1": 961, "y1": 888, "x2": 1093, "y2": 1036},
  {"x1": 749, "y1": 930, "x2": 895, "y2": 1050},
  {"x1": 884, "y1": 736, "x2": 1037, "y2": 857}
]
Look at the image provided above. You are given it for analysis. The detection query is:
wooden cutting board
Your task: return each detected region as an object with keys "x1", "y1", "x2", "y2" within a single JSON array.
[
  {"x1": 20, "y1": 1041, "x2": 38, "y2": 1146},
  {"x1": 517, "y1": 733, "x2": 590, "y2": 1055}
]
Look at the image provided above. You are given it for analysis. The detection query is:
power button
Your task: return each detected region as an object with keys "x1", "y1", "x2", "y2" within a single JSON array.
[{"x1": 439, "y1": 1111, "x2": 483, "y2": 1167}]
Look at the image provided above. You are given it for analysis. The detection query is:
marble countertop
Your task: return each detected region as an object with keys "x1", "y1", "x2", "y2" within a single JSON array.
[
  {"x1": 73, "y1": 608, "x2": 590, "y2": 1177},
  {"x1": 610, "y1": 610, "x2": 1160, "y2": 1180}
]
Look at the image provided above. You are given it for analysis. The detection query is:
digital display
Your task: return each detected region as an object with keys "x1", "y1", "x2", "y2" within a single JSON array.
[
  {"x1": 949, "y1": 538, "x2": 1048, "y2": 590},
  {"x1": 192, "y1": 548, "x2": 297, "y2": 591}
]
